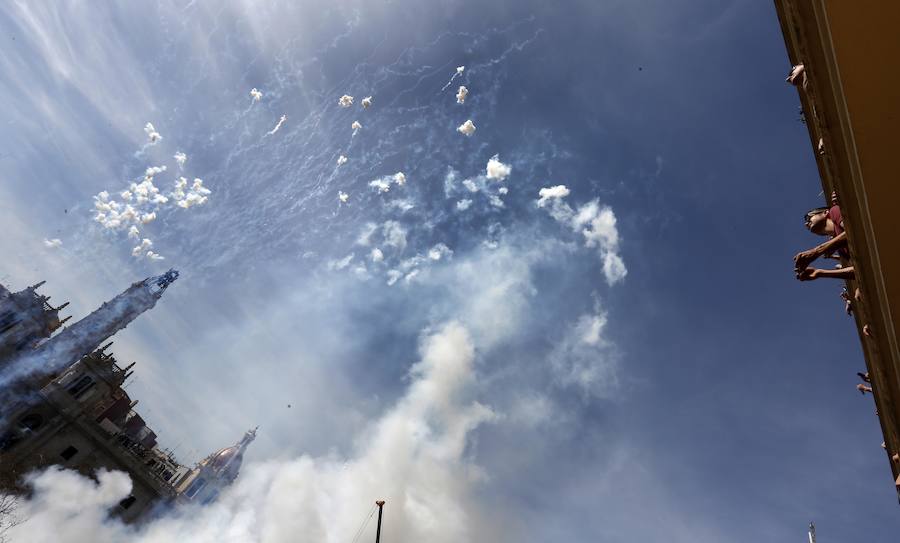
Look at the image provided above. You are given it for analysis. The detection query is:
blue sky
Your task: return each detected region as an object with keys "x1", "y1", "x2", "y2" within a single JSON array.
[{"x1": 2, "y1": 0, "x2": 898, "y2": 541}]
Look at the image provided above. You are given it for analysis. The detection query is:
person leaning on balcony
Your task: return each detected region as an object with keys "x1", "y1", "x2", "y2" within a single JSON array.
[{"x1": 794, "y1": 196, "x2": 855, "y2": 281}]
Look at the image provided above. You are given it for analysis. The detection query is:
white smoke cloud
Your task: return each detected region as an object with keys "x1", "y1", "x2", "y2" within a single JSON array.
[
  {"x1": 498, "y1": 187, "x2": 508, "y2": 195},
  {"x1": 356, "y1": 223, "x2": 378, "y2": 246},
  {"x1": 144, "y1": 166, "x2": 166, "y2": 180},
  {"x1": 370, "y1": 248, "x2": 384, "y2": 263},
  {"x1": 143, "y1": 122, "x2": 162, "y2": 144},
  {"x1": 131, "y1": 238, "x2": 152, "y2": 258},
  {"x1": 485, "y1": 155, "x2": 511, "y2": 181},
  {"x1": 337, "y1": 155, "x2": 348, "y2": 166},
  {"x1": 457, "y1": 120, "x2": 476, "y2": 137},
  {"x1": 456, "y1": 199, "x2": 472, "y2": 211},
  {"x1": 428, "y1": 243, "x2": 453, "y2": 261},
  {"x1": 328, "y1": 253, "x2": 354, "y2": 271},
  {"x1": 146, "y1": 251, "x2": 165, "y2": 261},
  {"x1": 10, "y1": 468, "x2": 132, "y2": 542},
  {"x1": 351, "y1": 121, "x2": 362, "y2": 135},
  {"x1": 127, "y1": 226, "x2": 140, "y2": 239},
  {"x1": 456, "y1": 86, "x2": 468, "y2": 104},
  {"x1": 267, "y1": 115, "x2": 287, "y2": 136},
  {"x1": 250, "y1": 88, "x2": 263, "y2": 102},
  {"x1": 368, "y1": 178, "x2": 391, "y2": 193},
  {"x1": 383, "y1": 199, "x2": 413, "y2": 214},
  {"x1": 338, "y1": 95, "x2": 354, "y2": 108},
  {"x1": 536, "y1": 185, "x2": 570, "y2": 207},
  {"x1": 462, "y1": 178, "x2": 479, "y2": 193},
  {"x1": 386, "y1": 269, "x2": 403, "y2": 286},
  {"x1": 382, "y1": 220, "x2": 407, "y2": 251},
  {"x1": 549, "y1": 307, "x2": 618, "y2": 397},
  {"x1": 140, "y1": 212, "x2": 156, "y2": 224},
  {"x1": 361, "y1": 96, "x2": 372, "y2": 109},
  {"x1": 173, "y1": 178, "x2": 212, "y2": 209},
  {"x1": 441, "y1": 66, "x2": 466, "y2": 92},
  {"x1": 536, "y1": 187, "x2": 627, "y2": 285},
  {"x1": 338, "y1": 191, "x2": 349, "y2": 203},
  {"x1": 368, "y1": 172, "x2": 407, "y2": 194},
  {"x1": 404, "y1": 269, "x2": 420, "y2": 284},
  {"x1": 9, "y1": 323, "x2": 499, "y2": 543},
  {"x1": 173, "y1": 152, "x2": 187, "y2": 168},
  {"x1": 43, "y1": 238, "x2": 62, "y2": 249}
]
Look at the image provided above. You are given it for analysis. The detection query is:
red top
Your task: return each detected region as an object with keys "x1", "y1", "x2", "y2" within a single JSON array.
[
  {"x1": 827, "y1": 205, "x2": 843, "y2": 236},
  {"x1": 828, "y1": 205, "x2": 849, "y2": 259}
]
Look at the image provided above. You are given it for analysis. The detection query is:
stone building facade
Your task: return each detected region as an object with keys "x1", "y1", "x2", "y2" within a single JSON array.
[{"x1": 0, "y1": 276, "x2": 254, "y2": 522}]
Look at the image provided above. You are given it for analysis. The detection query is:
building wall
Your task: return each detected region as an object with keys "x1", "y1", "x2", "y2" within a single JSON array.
[
  {"x1": 0, "y1": 303, "x2": 181, "y2": 524},
  {"x1": 0, "y1": 286, "x2": 59, "y2": 361}
]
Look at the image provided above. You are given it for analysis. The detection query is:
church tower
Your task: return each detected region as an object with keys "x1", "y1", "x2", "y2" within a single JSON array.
[{"x1": 176, "y1": 427, "x2": 257, "y2": 505}]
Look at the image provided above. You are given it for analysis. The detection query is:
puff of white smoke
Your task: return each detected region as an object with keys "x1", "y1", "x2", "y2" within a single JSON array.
[
  {"x1": 387, "y1": 198, "x2": 415, "y2": 212},
  {"x1": 337, "y1": 155, "x2": 348, "y2": 166},
  {"x1": 404, "y1": 269, "x2": 421, "y2": 284},
  {"x1": 174, "y1": 151, "x2": 187, "y2": 168},
  {"x1": 11, "y1": 322, "x2": 496, "y2": 542},
  {"x1": 536, "y1": 188, "x2": 627, "y2": 285},
  {"x1": 456, "y1": 199, "x2": 473, "y2": 211},
  {"x1": 383, "y1": 220, "x2": 407, "y2": 250},
  {"x1": 144, "y1": 165, "x2": 167, "y2": 180},
  {"x1": 356, "y1": 222, "x2": 378, "y2": 246},
  {"x1": 146, "y1": 251, "x2": 165, "y2": 261},
  {"x1": 43, "y1": 238, "x2": 62, "y2": 249},
  {"x1": 329, "y1": 253, "x2": 354, "y2": 271},
  {"x1": 120, "y1": 190, "x2": 133, "y2": 201},
  {"x1": 351, "y1": 120, "x2": 362, "y2": 135},
  {"x1": 369, "y1": 172, "x2": 406, "y2": 193},
  {"x1": 132, "y1": 178, "x2": 168, "y2": 205},
  {"x1": 489, "y1": 195, "x2": 505, "y2": 208},
  {"x1": 338, "y1": 191, "x2": 349, "y2": 203},
  {"x1": 456, "y1": 86, "x2": 468, "y2": 104},
  {"x1": 486, "y1": 155, "x2": 511, "y2": 181},
  {"x1": 338, "y1": 95, "x2": 354, "y2": 108},
  {"x1": 10, "y1": 468, "x2": 132, "y2": 543},
  {"x1": 458, "y1": 120, "x2": 476, "y2": 137},
  {"x1": 172, "y1": 177, "x2": 188, "y2": 200},
  {"x1": 127, "y1": 225, "x2": 139, "y2": 239},
  {"x1": 428, "y1": 243, "x2": 453, "y2": 261},
  {"x1": 462, "y1": 178, "x2": 479, "y2": 193},
  {"x1": 369, "y1": 178, "x2": 392, "y2": 193},
  {"x1": 386, "y1": 269, "x2": 403, "y2": 286},
  {"x1": 176, "y1": 179, "x2": 211, "y2": 209},
  {"x1": 131, "y1": 238, "x2": 152, "y2": 257},
  {"x1": 361, "y1": 96, "x2": 373, "y2": 108},
  {"x1": 536, "y1": 185, "x2": 571, "y2": 207},
  {"x1": 143, "y1": 122, "x2": 162, "y2": 144},
  {"x1": 97, "y1": 191, "x2": 110, "y2": 202},
  {"x1": 442, "y1": 66, "x2": 467, "y2": 92},
  {"x1": 267, "y1": 115, "x2": 287, "y2": 136},
  {"x1": 250, "y1": 88, "x2": 263, "y2": 102},
  {"x1": 140, "y1": 212, "x2": 156, "y2": 224},
  {"x1": 498, "y1": 187, "x2": 509, "y2": 195},
  {"x1": 371, "y1": 247, "x2": 384, "y2": 263},
  {"x1": 119, "y1": 205, "x2": 138, "y2": 224}
]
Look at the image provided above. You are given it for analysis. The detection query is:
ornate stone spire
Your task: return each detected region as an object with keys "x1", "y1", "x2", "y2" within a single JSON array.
[{"x1": 0, "y1": 270, "x2": 179, "y2": 387}]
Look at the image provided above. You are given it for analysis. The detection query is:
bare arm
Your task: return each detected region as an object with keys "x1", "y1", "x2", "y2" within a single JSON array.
[
  {"x1": 797, "y1": 265, "x2": 855, "y2": 281},
  {"x1": 794, "y1": 231, "x2": 848, "y2": 270}
]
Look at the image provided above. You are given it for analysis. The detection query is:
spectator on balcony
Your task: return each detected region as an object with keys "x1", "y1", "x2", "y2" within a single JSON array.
[{"x1": 794, "y1": 193, "x2": 855, "y2": 281}]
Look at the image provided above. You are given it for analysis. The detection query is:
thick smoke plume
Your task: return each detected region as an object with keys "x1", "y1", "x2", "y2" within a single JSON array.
[{"x1": 9, "y1": 323, "x2": 499, "y2": 543}]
